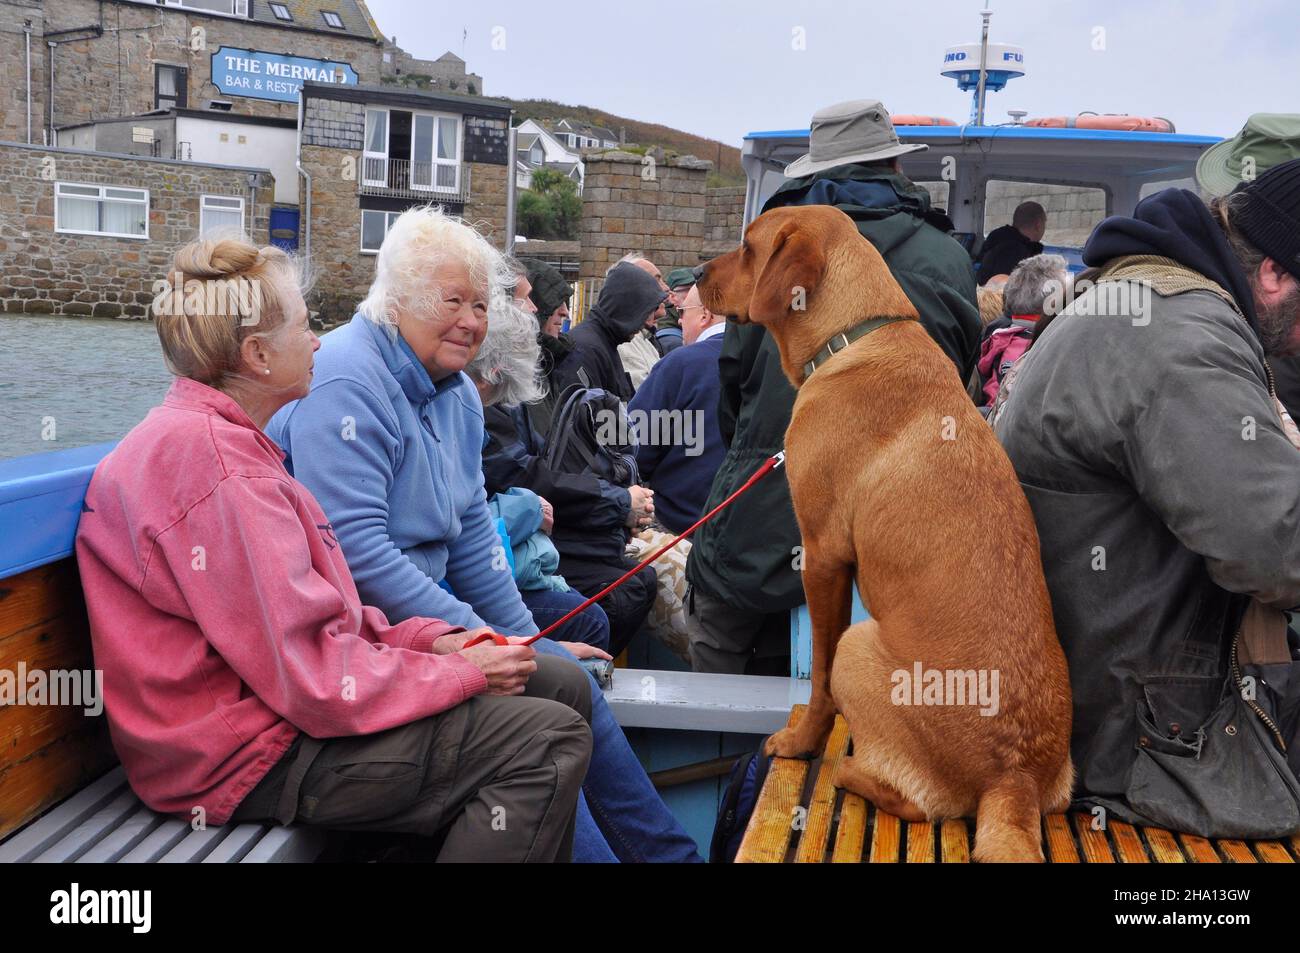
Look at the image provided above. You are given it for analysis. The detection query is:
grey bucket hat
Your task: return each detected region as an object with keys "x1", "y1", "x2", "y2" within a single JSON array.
[{"x1": 784, "y1": 99, "x2": 928, "y2": 179}]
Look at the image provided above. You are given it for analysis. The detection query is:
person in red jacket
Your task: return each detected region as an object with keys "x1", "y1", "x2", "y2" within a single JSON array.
[{"x1": 75, "y1": 237, "x2": 591, "y2": 862}]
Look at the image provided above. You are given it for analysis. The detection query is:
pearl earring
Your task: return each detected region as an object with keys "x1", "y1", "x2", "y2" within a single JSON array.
[{"x1": 263, "y1": 369, "x2": 271, "y2": 375}]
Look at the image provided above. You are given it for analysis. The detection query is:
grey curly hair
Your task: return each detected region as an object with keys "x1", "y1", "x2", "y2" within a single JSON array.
[
  {"x1": 466, "y1": 297, "x2": 545, "y2": 407},
  {"x1": 1004, "y1": 253, "x2": 1070, "y2": 318}
]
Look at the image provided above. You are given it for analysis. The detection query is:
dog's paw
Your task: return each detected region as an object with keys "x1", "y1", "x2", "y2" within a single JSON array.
[{"x1": 765, "y1": 727, "x2": 825, "y2": 761}]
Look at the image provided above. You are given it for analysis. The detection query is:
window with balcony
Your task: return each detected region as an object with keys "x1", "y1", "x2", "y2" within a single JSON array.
[
  {"x1": 55, "y1": 183, "x2": 149, "y2": 239},
  {"x1": 362, "y1": 108, "x2": 463, "y2": 197}
]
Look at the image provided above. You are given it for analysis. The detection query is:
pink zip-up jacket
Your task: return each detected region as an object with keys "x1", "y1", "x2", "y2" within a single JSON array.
[{"x1": 75, "y1": 378, "x2": 487, "y2": 825}]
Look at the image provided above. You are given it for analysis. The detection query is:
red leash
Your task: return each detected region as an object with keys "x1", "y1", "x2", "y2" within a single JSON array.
[{"x1": 465, "y1": 452, "x2": 786, "y2": 648}]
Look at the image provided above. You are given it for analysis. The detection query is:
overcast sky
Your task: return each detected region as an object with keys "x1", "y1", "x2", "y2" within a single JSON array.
[{"x1": 365, "y1": 0, "x2": 1292, "y2": 147}]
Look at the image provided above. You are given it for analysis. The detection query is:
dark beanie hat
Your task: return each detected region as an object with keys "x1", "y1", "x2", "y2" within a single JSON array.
[
  {"x1": 520, "y1": 258, "x2": 572, "y2": 324},
  {"x1": 1232, "y1": 157, "x2": 1300, "y2": 282}
]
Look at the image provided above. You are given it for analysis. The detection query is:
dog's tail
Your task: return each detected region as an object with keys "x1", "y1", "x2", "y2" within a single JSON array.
[{"x1": 973, "y1": 772, "x2": 1044, "y2": 863}]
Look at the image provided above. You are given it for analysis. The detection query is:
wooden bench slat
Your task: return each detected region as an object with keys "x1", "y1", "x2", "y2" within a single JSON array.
[
  {"x1": 794, "y1": 716, "x2": 850, "y2": 863},
  {"x1": 906, "y1": 821, "x2": 936, "y2": 863},
  {"x1": 1217, "y1": 840, "x2": 1258, "y2": 864},
  {"x1": 1253, "y1": 840, "x2": 1294, "y2": 864},
  {"x1": 1044, "y1": 814, "x2": 1079, "y2": 863},
  {"x1": 1178, "y1": 833, "x2": 1222, "y2": 863},
  {"x1": 1109, "y1": 820, "x2": 1149, "y2": 863},
  {"x1": 868, "y1": 809, "x2": 900, "y2": 863},
  {"x1": 77, "y1": 804, "x2": 167, "y2": 863},
  {"x1": 940, "y1": 819, "x2": 970, "y2": 863},
  {"x1": 831, "y1": 793, "x2": 866, "y2": 863},
  {"x1": 1141, "y1": 826, "x2": 1185, "y2": 863},
  {"x1": 1072, "y1": 813, "x2": 1115, "y2": 863},
  {"x1": 34, "y1": 788, "x2": 140, "y2": 863},
  {"x1": 735, "y1": 706, "x2": 808, "y2": 863}
]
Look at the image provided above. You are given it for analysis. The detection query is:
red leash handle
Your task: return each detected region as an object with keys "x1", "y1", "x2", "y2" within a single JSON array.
[{"x1": 462, "y1": 452, "x2": 786, "y2": 650}]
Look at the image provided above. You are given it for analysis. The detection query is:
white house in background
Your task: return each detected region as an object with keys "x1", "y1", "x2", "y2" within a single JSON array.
[
  {"x1": 549, "y1": 119, "x2": 620, "y2": 151},
  {"x1": 515, "y1": 119, "x2": 585, "y2": 192}
]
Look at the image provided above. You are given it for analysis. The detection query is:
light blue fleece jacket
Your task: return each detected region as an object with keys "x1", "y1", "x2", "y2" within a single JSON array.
[{"x1": 267, "y1": 314, "x2": 538, "y2": 637}]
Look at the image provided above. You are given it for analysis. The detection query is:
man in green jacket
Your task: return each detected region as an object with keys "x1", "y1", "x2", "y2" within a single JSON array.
[
  {"x1": 685, "y1": 99, "x2": 982, "y2": 674},
  {"x1": 994, "y1": 160, "x2": 1300, "y2": 837}
]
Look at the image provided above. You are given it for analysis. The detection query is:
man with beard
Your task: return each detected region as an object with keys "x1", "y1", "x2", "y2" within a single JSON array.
[{"x1": 993, "y1": 158, "x2": 1300, "y2": 838}]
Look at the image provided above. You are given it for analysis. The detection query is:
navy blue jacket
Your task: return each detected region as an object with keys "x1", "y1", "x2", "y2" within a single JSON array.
[{"x1": 628, "y1": 333, "x2": 727, "y2": 535}]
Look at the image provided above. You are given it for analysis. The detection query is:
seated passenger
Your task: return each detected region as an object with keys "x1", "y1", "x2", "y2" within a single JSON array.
[
  {"x1": 75, "y1": 237, "x2": 591, "y2": 862},
  {"x1": 976, "y1": 253, "x2": 1069, "y2": 416},
  {"x1": 627, "y1": 284, "x2": 727, "y2": 535},
  {"x1": 519, "y1": 257, "x2": 574, "y2": 435},
  {"x1": 555, "y1": 260, "x2": 667, "y2": 400},
  {"x1": 975, "y1": 200, "x2": 1047, "y2": 285},
  {"x1": 267, "y1": 207, "x2": 702, "y2": 863},
  {"x1": 466, "y1": 297, "x2": 613, "y2": 654},
  {"x1": 993, "y1": 161, "x2": 1300, "y2": 838},
  {"x1": 480, "y1": 277, "x2": 658, "y2": 658},
  {"x1": 656, "y1": 267, "x2": 698, "y2": 355},
  {"x1": 612, "y1": 253, "x2": 671, "y2": 388}
]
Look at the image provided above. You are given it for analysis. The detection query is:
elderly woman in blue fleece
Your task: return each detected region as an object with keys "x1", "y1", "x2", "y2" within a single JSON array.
[{"x1": 268, "y1": 206, "x2": 702, "y2": 863}]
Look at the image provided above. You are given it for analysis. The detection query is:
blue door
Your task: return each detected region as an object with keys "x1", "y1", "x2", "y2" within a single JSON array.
[{"x1": 269, "y1": 207, "x2": 300, "y2": 251}]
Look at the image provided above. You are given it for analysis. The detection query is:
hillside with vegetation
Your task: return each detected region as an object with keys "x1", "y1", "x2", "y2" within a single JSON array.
[{"x1": 499, "y1": 98, "x2": 745, "y2": 187}]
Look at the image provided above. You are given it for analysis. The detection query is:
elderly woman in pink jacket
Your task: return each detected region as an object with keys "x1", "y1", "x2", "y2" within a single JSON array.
[{"x1": 75, "y1": 236, "x2": 591, "y2": 862}]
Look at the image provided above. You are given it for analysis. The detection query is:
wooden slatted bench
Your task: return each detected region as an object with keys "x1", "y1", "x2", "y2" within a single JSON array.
[{"x1": 737, "y1": 706, "x2": 1300, "y2": 863}]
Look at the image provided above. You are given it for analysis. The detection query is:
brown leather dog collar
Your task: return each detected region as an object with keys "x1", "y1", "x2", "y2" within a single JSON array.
[{"x1": 803, "y1": 316, "x2": 910, "y2": 379}]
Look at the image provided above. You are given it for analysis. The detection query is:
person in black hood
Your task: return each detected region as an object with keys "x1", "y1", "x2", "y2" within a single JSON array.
[
  {"x1": 975, "y1": 201, "x2": 1046, "y2": 285},
  {"x1": 993, "y1": 161, "x2": 1300, "y2": 839},
  {"x1": 553, "y1": 262, "x2": 668, "y2": 401},
  {"x1": 520, "y1": 258, "x2": 575, "y2": 435}
]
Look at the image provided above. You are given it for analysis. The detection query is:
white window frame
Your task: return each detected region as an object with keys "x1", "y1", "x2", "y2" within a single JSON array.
[
  {"x1": 269, "y1": 2, "x2": 292, "y2": 20},
  {"x1": 200, "y1": 194, "x2": 245, "y2": 237},
  {"x1": 54, "y1": 182, "x2": 150, "y2": 240},
  {"x1": 360, "y1": 209, "x2": 401, "y2": 254},
  {"x1": 363, "y1": 108, "x2": 390, "y2": 188},
  {"x1": 410, "y1": 110, "x2": 462, "y2": 195},
  {"x1": 321, "y1": 10, "x2": 344, "y2": 28}
]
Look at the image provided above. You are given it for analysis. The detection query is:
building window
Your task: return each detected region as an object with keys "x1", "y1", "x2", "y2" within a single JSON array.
[
  {"x1": 155, "y1": 64, "x2": 188, "y2": 110},
  {"x1": 200, "y1": 195, "x2": 245, "y2": 237},
  {"x1": 322, "y1": 10, "x2": 344, "y2": 28},
  {"x1": 269, "y1": 2, "x2": 292, "y2": 20},
  {"x1": 361, "y1": 210, "x2": 401, "y2": 253},
  {"x1": 55, "y1": 183, "x2": 149, "y2": 239}
]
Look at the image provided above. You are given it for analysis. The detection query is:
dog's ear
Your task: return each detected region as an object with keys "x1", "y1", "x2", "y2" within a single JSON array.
[{"x1": 749, "y1": 219, "x2": 827, "y2": 323}]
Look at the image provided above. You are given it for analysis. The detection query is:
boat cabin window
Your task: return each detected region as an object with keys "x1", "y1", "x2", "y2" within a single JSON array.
[{"x1": 983, "y1": 179, "x2": 1107, "y2": 249}]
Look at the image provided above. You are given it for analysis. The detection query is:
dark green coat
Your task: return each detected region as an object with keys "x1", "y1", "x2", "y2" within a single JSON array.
[{"x1": 685, "y1": 166, "x2": 981, "y2": 613}]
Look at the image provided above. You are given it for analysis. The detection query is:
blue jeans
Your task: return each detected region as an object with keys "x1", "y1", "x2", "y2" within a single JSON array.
[
  {"x1": 532, "y1": 638, "x2": 704, "y2": 863},
  {"x1": 520, "y1": 587, "x2": 611, "y2": 653}
]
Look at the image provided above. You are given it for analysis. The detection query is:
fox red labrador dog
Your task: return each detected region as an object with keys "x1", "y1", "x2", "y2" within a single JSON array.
[{"x1": 697, "y1": 205, "x2": 1072, "y2": 862}]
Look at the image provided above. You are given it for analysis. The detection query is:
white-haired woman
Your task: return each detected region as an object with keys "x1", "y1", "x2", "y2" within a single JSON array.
[
  {"x1": 76, "y1": 236, "x2": 592, "y2": 862},
  {"x1": 268, "y1": 206, "x2": 703, "y2": 863}
]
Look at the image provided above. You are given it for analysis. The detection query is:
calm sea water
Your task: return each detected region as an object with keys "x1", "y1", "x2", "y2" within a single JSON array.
[{"x1": 0, "y1": 315, "x2": 173, "y2": 462}]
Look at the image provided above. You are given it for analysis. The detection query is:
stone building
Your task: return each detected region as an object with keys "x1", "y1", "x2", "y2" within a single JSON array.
[
  {"x1": 379, "y1": 39, "x2": 482, "y2": 96},
  {"x1": 0, "y1": 140, "x2": 273, "y2": 317},
  {"x1": 1, "y1": 0, "x2": 387, "y2": 145},
  {"x1": 298, "y1": 80, "x2": 512, "y2": 323}
]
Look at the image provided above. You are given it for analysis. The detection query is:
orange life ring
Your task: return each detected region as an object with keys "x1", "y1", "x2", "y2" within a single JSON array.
[
  {"x1": 1025, "y1": 114, "x2": 1176, "y2": 133},
  {"x1": 890, "y1": 115, "x2": 958, "y2": 127}
]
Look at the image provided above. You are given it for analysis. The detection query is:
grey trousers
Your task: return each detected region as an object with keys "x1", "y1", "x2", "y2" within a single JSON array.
[
  {"x1": 686, "y1": 585, "x2": 792, "y2": 676},
  {"x1": 232, "y1": 655, "x2": 593, "y2": 862}
]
